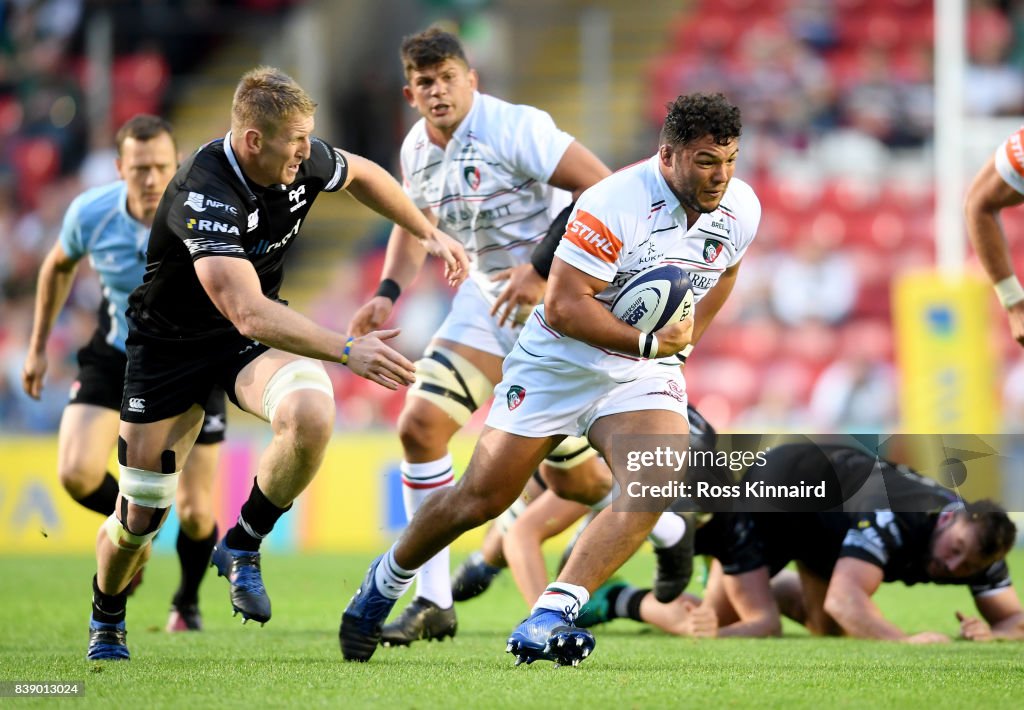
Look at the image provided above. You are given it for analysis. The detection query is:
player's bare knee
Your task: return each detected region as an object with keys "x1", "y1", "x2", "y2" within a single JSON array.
[
  {"x1": 397, "y1": 405, "x2": 449, "y2": 458},
  {"x1": 57, "y1": 466, "x2": 96, "y2": 499},
  {"x1": 176, "y1": 501, "x2": 214, "y2": 539},
  {"x1": 262, "y1": 359, "x2": 334, "y2": 450},
  {"x1": 272, "y1": 393, "x2": 334, "y2": 452}
]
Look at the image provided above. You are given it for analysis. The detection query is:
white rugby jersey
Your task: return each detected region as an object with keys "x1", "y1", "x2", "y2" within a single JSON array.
[
  {"x1": 518, "y1": 154, "x2": 760, "y2": 381},
  {"x1": 400, "y1": 91, "x2": 573, "y2": 302},
  {"x1": 995, "y1": 126, "x2": 1024, "y2": 194}
]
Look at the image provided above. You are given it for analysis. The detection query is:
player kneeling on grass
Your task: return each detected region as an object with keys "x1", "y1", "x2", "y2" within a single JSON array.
[
  {"x1": 750, "y1": 444, "x2": 1022, "y2": 642},
  {"x1": 340, "y1": 92, "x2": 760, "y2": 667}
]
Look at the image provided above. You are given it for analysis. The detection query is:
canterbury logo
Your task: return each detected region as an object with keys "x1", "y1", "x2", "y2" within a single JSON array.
[{"x1": 128, "y1": 397, "x2": 146, "y2": 412}]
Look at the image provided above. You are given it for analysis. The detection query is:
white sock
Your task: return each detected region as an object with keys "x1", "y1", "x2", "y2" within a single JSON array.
[
  {"x1": 647, "y1": 512, "x2": 685, "y2": 549},
  {"x1": 402, "y1": 455, "x2": 455, "y2": 608},
  {"x1": 532, "y1": 582, "x2": 590, "y2": 617},
  {"x1": 374, "y1": 547, "x2": 416, "y2": 600}
]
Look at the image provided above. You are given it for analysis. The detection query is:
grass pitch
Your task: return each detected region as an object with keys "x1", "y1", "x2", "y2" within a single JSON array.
[{"x1": 1, "y1": 551, "x2": 1022, "y2": 708}]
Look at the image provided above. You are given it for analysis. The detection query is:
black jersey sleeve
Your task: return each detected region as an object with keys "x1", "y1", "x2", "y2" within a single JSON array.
[
  {"x1": 838, "y1": 511, "x2": 901, "y2": 569},
  {"x1": 309, "y1": 137, "x2": 347, "y2": 193},
  {"x1": 968, "y1": 560, "x2": 1013, "y2": 597},
  {"x1": 169, "y1": 188, "x2": 249, "y2": 262}
]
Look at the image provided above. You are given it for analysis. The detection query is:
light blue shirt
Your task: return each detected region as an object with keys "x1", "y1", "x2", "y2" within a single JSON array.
[{"x1": 59, "y1": 181, "x2": 149, "y2": 352}]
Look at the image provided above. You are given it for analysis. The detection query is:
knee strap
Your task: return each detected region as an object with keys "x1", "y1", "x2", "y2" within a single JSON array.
[
  {"x1": 103, "y1": 512, "x2": 160, "y2": 549},
  {"x1": 409, "y1": 346, "x2": 493, "y2": 426},
  {"x1": 544, "y1": 436, "x2": 598, "y2": 470},
  {"x1": 262, "y1": 359, "x2": 334, "y2": 423},
  {"x1": 119, "y1": 464, "x2": 180, "y2": 509}
]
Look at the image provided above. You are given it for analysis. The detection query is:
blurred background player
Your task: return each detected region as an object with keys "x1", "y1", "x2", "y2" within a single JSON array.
[
  {"x1": 965, "y1": 126, "x2": 1024, "y2": 347},
  {"x1": 346, "y1": 26, "x2": 618, "y2": 646},
  {"x1": 341, "y1": 92, "x2": 759, "y2": 666},
  {"x1": 86, "y1": 66, "x2": 467, "y2": 661},
  {"x1": 21, "y1": 114, "x2": 225, "y2": 633},
  {"x1": 589, "y1": 443, "x2": 1023, "y2": 643}
]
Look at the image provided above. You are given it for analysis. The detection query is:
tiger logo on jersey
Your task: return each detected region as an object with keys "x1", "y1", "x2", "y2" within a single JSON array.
[
  {"x1": 703, "y1": 238, "x2": 723, "y2": 263},
  {"x1": 464, "y1": 166, "x2": 481, "y2": 190},
  {"x1": 507, "y1": 385, "x2": 526, "y2": 411}
]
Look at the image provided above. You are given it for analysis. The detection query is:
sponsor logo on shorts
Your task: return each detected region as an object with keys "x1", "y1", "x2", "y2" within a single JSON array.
[
  {"x1": 703, "y1": 238, "x2": 723, "y2": 263},
  {"x1": 507, "y1": 385, "x2": 526, "y2": 411},
  {"x1": 128, "y1": 397, "x2": 146, "y2": 413},
  {"x1": 464, "y1": 165, "x2": 481, "y2": 190},
  {"x1": 68, "y1": 380, "x2": 81, "y2": 401}
]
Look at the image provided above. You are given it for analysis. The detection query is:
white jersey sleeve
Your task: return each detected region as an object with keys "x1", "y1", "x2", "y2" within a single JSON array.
[
  {"x1": 399, "y1": 122, "x2": 431, "y2": 209},
  {"x1": 505, "y1": 103, "x2": 575, "y2": 184},
  {"x1": 994, "y1": 126, "x2": 1024, "y2": 195}
]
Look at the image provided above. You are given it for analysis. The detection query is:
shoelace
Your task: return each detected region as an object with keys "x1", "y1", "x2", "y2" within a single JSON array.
[
  {"x1": 233, "y1": 559, "x2": 266, "y2": 594},
  {"x1": 562, "y1": 604, "x2": 579, "y2": 626}
]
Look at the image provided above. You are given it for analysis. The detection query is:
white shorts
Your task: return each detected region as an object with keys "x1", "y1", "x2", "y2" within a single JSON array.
[
  {"x1": 485, "y1": 345, "x2": 689, "y2": 439},
  {"x1": 433, "y1": 278, "x2": 524, "y2": 358}
]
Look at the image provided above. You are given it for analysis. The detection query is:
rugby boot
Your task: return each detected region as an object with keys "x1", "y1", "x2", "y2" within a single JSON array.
[
  {"x1": 211, "y1": 538, "x2": 271, "y2": 624},
  {"x1": 86, "y1": 619, "x2": 130, "y2": 661},
  {"x1": 451, "y1": 552, "x2": 502, "y2": 602},
  {"x1": 166, "y1": 602, "x2": 203, "y2": 632},
  {"x1": 340, "y1": 556, "x2": 398, "y2": 662},
  {"x1": 380, "y1": 597, "x2": 457, "y2": 646},
  {"x1": 576, "y1": 581, "x2": 627, "y2": 628},
  {"x1": 653, "y1": 512, "x2": 697, "y2": 603},
  {"x1": 506, "y1": 607, "x2": 595, "y2": 667}
]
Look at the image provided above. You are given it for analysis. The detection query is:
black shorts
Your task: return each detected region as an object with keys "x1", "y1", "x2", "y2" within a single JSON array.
[
  {"x1": 121, "y1": 322, "x2": 267, "y2": 427},
  {"x1": 70, "y1": 331, "x2": 129, "y2": 410},
  {"x1": 75, "y1": 330, "x2": 229, "y2": 444},
  {"x1": 747, "y1": 512, "x2": 849, "y2": 579}
]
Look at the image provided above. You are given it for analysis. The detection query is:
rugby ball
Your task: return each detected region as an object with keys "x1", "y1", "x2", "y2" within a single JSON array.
[{"x1": 610, "y1": 264, "x2": 694, "y2": 334}]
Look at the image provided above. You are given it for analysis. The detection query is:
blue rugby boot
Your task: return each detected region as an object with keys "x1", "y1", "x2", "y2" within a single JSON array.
[
  {"x1": 211, "y1": 537, "x2": 271, "y2": 624},
  {"x1": 340, "y1": 556, "x2": 399, "y2": 662},
  {"x1": 87, "y1": 619, "x2": 130, "y2": 661},
  {"x1": 506, "y1": 606, "x2": 595, "y2": 667}
]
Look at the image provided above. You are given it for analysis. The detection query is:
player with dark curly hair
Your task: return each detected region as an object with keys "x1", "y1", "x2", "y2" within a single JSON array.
[{"x1": 341, "y1": 92, "x2": 761, "y2": 666}]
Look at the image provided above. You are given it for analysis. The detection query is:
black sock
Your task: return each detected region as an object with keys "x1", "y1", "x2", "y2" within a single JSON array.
[
  {"x1": 625, "y1": 588, "x2": 650, "y2": 623},
  {"x1": 92, "y1": 575, "x2": 127, "y2": 624},
  {"x1": 224, "y1": 478, "x2": 291, "y2": 552},
  {"x1": 76, "y1": 473, "x2": 119, "y2": 515},
  {"x1": 172, "y1": 524, "x2": 218, "y2": 608}
]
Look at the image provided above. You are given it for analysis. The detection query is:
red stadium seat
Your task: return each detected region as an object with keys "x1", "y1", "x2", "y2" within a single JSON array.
[{"x1": 10, "y1": 136, "x2": 60, "y2": 210}]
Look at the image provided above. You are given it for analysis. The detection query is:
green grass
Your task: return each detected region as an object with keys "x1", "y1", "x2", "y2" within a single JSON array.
[{"x1": 1, "y1": 551, "x2": 1023, "y2": 708}]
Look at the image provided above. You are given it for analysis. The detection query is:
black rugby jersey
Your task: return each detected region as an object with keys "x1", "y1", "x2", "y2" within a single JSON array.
[
  {"x1": 744, "y1": 446, "x2": 1012, "y2": 596},
  {"x1": 127, "y1": 134, "x2": 347, "y2": 339}
]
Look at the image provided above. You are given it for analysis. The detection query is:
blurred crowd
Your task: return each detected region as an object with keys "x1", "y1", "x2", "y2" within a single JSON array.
[{"x1": 3, "y1": 0, "x2": 1024, "y2": 434}]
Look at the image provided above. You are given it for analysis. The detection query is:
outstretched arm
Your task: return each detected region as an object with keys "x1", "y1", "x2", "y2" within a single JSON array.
[
  {"x1": 964, "y1": 156, "x2": 1024, "y2": 346},
  {"x1": 824, "y1": 558, "x2": 948, "y2": 643},
  {"x1": 340, "y1": 151, "x2": 467, "y2": 284},
  {"x1": 347, "y1": 213, "x2": 434, "y2": 336},
  {"x1": 22, "y1": 242, "x2": 80, "y2": 399},
  {"x1": 195, "y1": 255, "x2": 415, "y2": 390}
]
